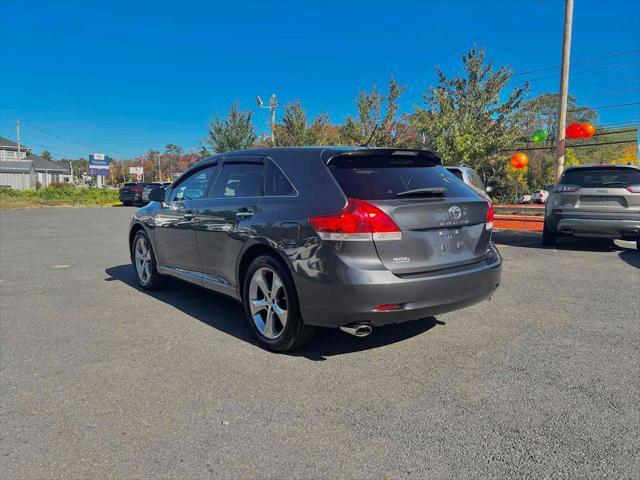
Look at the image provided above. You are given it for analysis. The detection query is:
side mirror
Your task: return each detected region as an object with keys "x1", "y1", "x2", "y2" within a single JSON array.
[
  {"x1": 485, "y1": 186, "x2": 493, "y2": 193},
  {"x1": 149, "y1": 187, "x2": 166, "y2": 202}
]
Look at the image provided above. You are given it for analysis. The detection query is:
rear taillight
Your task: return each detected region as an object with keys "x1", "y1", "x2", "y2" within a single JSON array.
[
  {"x1": 486, "y1": 201, "x2": 494, "y2": 230},
  {"x1": 309, "y1": 198, "x2": 402, "y2": 241},
  {"x1": 626, "y1": 185, "x2": 640, "y2": 193},
  {"x1": 555, "y1": 184, "x2": 580, "y2": 193},
  {"x1": 131, "y1": 186, "x2": 142, "y2": 193}
]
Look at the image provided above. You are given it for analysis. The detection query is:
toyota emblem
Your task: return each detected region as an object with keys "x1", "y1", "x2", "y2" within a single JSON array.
[{"x1": 448, "y1": 206, "x2": 462, "y2": 220}]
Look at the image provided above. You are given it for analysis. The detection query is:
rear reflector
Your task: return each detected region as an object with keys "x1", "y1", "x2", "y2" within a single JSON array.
[
  {"x1": 374, "y1": 303, "x2": 403, "y2": 311},
  {"x1": 626, "y1": 185, "x2": 640, "y2": 193},
  {"x1": 486, "y1": 201, "x2": 494, "y2": 230},
  {"x1": 309, "y1": 198, "x2": 402, "y2": 241}
]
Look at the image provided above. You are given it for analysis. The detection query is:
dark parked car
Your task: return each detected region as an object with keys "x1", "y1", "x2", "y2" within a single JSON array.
[
  {"x1": 544, "y1": 164, "x2": 640, "y2": 248},
  {"x1": 119, "y1": 182, "x2": 151, "y2": 206},
  {"x1": 129, "y1": 147, "x2": 502, "y2": 351}
]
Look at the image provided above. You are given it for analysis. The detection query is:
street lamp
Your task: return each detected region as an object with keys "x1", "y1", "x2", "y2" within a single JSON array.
[{"x1": 256, "y1": 93, "x2": 278, "y2": 143}]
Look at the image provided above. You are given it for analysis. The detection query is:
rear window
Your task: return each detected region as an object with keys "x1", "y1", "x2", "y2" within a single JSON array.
[
  {"x1": 561, "y1": 168, "x2": 640, "y2": 188},
  {"x1": 124, "y1": 182, "x2": 137, "y2": 186},
  {"x1": 329, "y1": 156, "x2": 473, "y2": 200},
  {"x1": 447, "y1": 168, "x2": 464, "y2": 180}
]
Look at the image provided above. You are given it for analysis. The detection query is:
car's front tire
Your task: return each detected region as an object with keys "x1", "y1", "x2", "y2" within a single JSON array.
[
  {"x1": 242, "y1": 254, "x2": 315, "y2": 352},
  {"x1": 132, "y1": 231, "x2": 168, "y2": 290},
  {"x1": 542, "y1": 221, "x2": 556, "y2": 246}
]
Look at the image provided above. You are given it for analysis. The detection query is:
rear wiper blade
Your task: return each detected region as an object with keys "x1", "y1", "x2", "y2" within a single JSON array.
[
  {"x1": 396, "y1": 187, "x2": 447, "y2": 198},
  {"x1": 600, "y1": 181, "x2": 628, "y2": 186}
]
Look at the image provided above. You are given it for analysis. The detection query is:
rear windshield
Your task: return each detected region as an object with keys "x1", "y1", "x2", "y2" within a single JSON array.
[
  {"x1": 124, "y1": 182, "x2": 137, "y2": 186},
  {"x1": 329, "y1": 156, "x2": 474, "y2": 200},
  {"x1": 447, "y1": 168, "x2": 464, "y2": 180},
  {"x1": 561, "y1": 167, "x2": 640, "y2": 188}
]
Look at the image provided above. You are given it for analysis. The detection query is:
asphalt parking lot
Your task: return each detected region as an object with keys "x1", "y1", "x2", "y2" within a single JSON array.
[{"x1": 1, "y1": 207, "x2": 638, "y2": 479}]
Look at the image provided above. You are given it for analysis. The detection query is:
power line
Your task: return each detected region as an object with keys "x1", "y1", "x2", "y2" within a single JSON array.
[
  {"x1": 597, "y1": 119, "x2": 640, "y2": 127},
  {"x1": 502, "y1": 139, "x2": 636, "y2": 152},
  {"x1": 570, "y1": 75, "x2": 640, "y2": 91},
  {"x1": 567, "y1": 101, "x2": 640, "y2": 113},
  {"x1": 320, "y1": 1, "x2": 533, "y2": 111},
  {"x1": 576, "y1": 88, "x2": 640, "y2": 101},
  {"x1": 523, "y1": 59, "x2": 640, "y2": 83},
  {"x1": 543, "y1": 128, "x2": 638, "y2": 142},
  {"x1": 397, "y1": 2, "x2": 531, "y2": 84},
  {"x1": 511, "y1": 48, "x2": 640, "y2": 77},
  {"x1": 21, "y1": 122, "x2": 136, "y2": 158}
]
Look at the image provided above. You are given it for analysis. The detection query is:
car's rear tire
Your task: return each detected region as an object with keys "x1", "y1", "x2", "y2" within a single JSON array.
[
  {"x1": 242, "y1": 254, "x2": 315, "y2": 352},
  {"x1": 542, "y1": 221, "x2": 556, "y2": 246},
  {"x1": 132, "y1": 231, "x2": 168, "y2": 290},
  {"x1": 122, "y1": 201, "x2": 132, "y2": 206}
]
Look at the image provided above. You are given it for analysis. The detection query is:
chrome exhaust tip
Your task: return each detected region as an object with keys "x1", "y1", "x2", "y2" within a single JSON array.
[{"x1": 339, "y1": 323, "x2": 372, "y2": 337}]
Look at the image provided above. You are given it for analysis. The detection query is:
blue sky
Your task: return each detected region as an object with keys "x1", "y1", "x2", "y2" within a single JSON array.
[{"x1": 1, "y1": 0, "x2": 639, "y2": 159}]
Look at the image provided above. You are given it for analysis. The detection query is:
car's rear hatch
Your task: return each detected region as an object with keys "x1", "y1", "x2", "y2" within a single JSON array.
[
  {"x1": 120, "y1": 183, "x2": 137, "y2": 195},
  {"x1": 556, "y1": 166, "x2": 640, "y2": 215},
  {"x1": 327, "y1": 150, "x2": 492, "y2": 275}
]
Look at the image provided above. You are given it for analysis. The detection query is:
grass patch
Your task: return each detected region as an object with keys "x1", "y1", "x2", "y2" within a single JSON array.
[{"x1": 0, "y1": 186, "x2": 121, "y2": 210}]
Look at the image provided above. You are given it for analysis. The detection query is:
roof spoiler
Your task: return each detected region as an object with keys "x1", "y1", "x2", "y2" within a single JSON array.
[{"x1": 323, "y1": 148, "x2": 442, "y2": 165}]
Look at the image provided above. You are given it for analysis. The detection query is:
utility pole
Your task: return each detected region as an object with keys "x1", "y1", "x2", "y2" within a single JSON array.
[
  {"x1": 257, "y1": 93, "x2": 278, "y2": 144},
  {"x1": 555, "y1": 0, "x2": 574, "y2": 181},
  {"x1": 16, "y1": 120, "x2": 21, "y2": 157}
]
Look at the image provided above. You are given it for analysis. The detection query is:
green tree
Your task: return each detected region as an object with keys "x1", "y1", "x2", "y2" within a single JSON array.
[
  {"x1": 564, "y1": 148, "x2": 580, "y2": 167},
  {"x1": 41, "y1": 150, "x2": 52, "y2": 161},
  {"x1": 411, "y1": 47, "x2": 530, "y2": 197},
  {"x1": 274, "y1": 100, "x2": 317, "y2": 146},
  {"x1": 203, "y1": 103, "x2": 257, "y2": 154},
  {"x1": 339, "y1": 78, "x2": 416, "y2": 147},
  {"x1": 521, "y1": 93, "x2": 598, "y2": 140}
]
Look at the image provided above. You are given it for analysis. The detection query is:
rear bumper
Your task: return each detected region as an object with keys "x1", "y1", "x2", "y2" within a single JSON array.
[
  {"x1": 119, "y1": 193, "x2": 142, "y2": 203},
  {"x1": 295, "y1": 245, "x2": 502, "y2": 328},
  {"x1": 547, "y1": 211, "x2": 640, "y2": 239}
]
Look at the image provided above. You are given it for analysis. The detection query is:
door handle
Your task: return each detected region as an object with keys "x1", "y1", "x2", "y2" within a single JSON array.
[
  {"x1": 183, "y1": 209, "x2": 195, "y2": 221},
  {"x1": 235, "y1": 209, "x2": 254, "y2": 220}
]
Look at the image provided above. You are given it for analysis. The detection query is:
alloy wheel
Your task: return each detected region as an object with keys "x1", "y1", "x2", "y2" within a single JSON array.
[
  {"x1": 248, "y1": 267, "x2": 288, "y2": 339},
  {"x1": 134, "y1": 236, "x2": 152, "y2": 286}
]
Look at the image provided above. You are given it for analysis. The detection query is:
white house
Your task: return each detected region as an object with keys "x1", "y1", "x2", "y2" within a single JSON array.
[{"x1": 0, "y1": 136, "x2": 72, "y2": 190}]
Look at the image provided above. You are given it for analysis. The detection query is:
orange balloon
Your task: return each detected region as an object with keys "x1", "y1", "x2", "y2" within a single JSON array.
[
  {"x1": 511, "y1": 152, "x2": 528, "y2": 169},
  {"x1": 580, "y1": 122, "x2": 596, "y2": 138}
]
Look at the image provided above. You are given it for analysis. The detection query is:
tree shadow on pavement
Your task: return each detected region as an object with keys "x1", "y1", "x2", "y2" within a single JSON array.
[{"x1": 105, "y1": 264, "x2": 442, "y2": 361}]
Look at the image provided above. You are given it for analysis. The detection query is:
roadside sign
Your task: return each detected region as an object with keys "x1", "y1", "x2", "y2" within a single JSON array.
[
  {"x1": 89, "y1": 167, "x2": 109, "y2": 175},
  {"x1": 89, "y1": 153, "x2": 112, "y2": 176},
  {"x1": 129, "y1": 167, "x2": 144, "y2": 175}
]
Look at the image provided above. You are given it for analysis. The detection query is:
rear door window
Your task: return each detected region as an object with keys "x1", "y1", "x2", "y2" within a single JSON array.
[
  {"x1": 329, "y1": 156, "x2": 473, "y2": 200},
  {"x1": 213, "y1": 162, "x2": 265, "y2": 198},
  {"x1": 561, "y1": 168, "x2": 640, "y2": 188}
]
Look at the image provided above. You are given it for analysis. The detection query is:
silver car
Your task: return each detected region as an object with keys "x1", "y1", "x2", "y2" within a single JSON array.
[
  {"x1": 543, "y1": 164, "x2": 640, "y2": 249},
  {"x1": 445, "y1": 166, "x2": 492, "y2": 196}
]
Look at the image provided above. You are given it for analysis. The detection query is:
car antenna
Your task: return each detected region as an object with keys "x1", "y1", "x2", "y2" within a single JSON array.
[{"x1": 360, "y1": 124, "x2": 379, "y2": 147}]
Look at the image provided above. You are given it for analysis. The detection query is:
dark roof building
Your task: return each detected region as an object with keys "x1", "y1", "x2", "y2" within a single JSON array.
[{"x1": 0, "y1": 135, "x2": 72, "y2": 189}]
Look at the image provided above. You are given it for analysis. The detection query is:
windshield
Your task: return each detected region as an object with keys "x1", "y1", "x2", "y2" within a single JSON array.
[
  {"x1": 561, "y1": 168, "x2": 640, "y2": 188},
  {"x1": 329, "y1": 156, "x2": 473, "y2": 200}
]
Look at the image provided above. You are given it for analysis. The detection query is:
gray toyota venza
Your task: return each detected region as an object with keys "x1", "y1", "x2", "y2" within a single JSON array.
[{"x1": 129, "y1": 147, "x2": 502, "y2": 351}]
